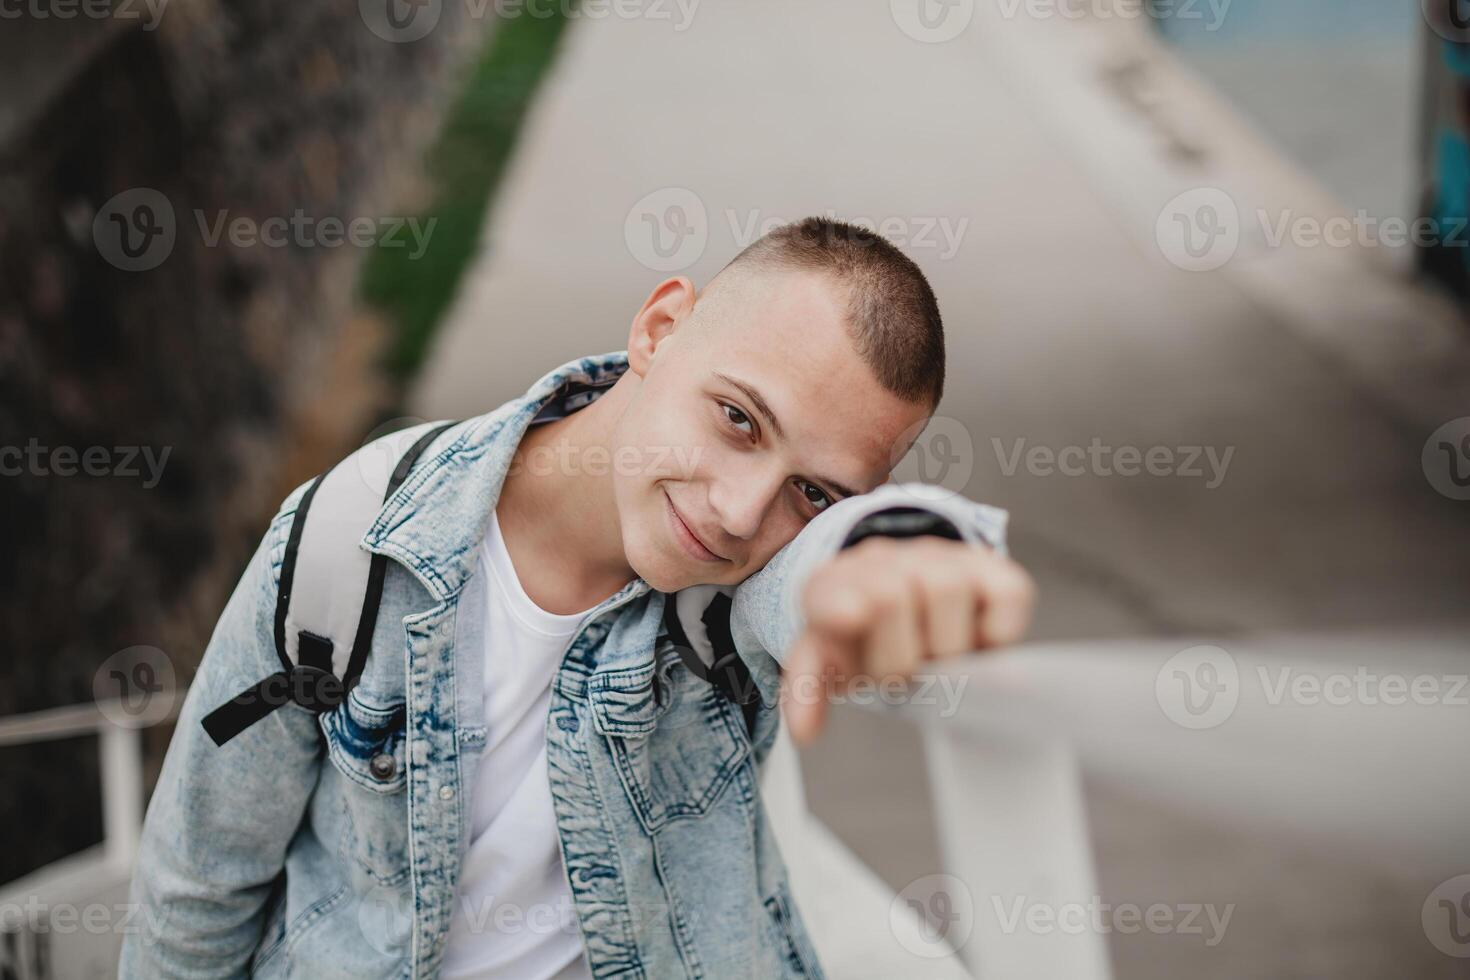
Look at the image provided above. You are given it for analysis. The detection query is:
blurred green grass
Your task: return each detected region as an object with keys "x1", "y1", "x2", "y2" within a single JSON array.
[{"x1": 360, "y1": 6, "x2": 575, "y2": 382}]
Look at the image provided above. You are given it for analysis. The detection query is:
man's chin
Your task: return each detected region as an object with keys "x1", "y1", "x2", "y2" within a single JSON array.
[{"x1": 626, "y1": 539, "x2": 724, "y2": 594}]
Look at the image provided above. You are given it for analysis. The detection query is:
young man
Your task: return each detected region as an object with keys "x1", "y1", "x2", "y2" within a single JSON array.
[{"x1": 119, "y1": 217, "x2": 1035, "y2": 979}]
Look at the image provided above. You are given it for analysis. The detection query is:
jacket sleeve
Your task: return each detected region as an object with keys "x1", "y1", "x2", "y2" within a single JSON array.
[
  {"x1": 118, "y1": 483, "x2": 324, "y2": 979},
  {"x1": 728, "y1": 482, "x2": 1009, "y2": 693}
]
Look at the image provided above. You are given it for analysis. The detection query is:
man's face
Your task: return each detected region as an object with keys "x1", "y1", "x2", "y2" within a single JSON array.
[{"x1": 610, "y1": 265, "x2": 933, "y2": 592}]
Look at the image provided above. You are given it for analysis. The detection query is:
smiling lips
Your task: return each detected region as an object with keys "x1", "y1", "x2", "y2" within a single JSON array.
[{"x1": 663, "y1": 489, "x2": 727, "y2": 563}]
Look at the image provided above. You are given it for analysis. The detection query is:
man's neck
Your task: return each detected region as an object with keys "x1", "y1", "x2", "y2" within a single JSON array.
[{"x1": 494, "y1": 381, "x2": 639, "y2": 614}]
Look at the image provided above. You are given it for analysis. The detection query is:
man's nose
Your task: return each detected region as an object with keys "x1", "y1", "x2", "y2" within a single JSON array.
[{"x1": 707, "y1": 465, "x2": 785, "y2": 542}]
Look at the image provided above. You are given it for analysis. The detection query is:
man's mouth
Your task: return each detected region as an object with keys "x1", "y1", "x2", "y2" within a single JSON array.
[{"x1": 663, "y1": 489, "x2": 727, "y2": 563}]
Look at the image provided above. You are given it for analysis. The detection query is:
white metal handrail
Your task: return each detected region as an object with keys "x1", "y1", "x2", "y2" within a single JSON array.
[
  {"x1": 0, "y1": 694, "x2": 180, "y2": 980},
  {"x1": 6, "y1": 629, "x2": 1466, "y2": 978},
  {"x1": 836, "y1": 628, "x2": 1470, "y2": 978}
]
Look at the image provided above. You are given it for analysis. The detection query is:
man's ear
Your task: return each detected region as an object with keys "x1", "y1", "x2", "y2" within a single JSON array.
[{"x1": 628, "y1": 276, "x2": 697, "y2": 377}]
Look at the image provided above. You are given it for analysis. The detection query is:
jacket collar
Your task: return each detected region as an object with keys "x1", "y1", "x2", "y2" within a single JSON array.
[{"x1": 363, "y1": 349, "x2": 646, "y2": 607}]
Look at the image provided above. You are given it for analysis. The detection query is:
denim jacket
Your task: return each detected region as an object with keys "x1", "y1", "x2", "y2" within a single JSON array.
[{"x1": 119, "y1": 350, "x2": 1008, "y2": 979}]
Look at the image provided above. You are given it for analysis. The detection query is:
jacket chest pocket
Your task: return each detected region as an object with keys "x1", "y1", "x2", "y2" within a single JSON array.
[
  {"x1": 320, "y1": 686, "x2": 410, "y2": 885},
  {"x1": 589, "y1": 659, "x2": 750, "y2": 834}
]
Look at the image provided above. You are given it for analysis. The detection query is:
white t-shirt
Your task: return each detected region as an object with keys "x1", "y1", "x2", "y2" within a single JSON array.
[{"x1": 441, "y1": 509, "x2": 599, "y2": 980}]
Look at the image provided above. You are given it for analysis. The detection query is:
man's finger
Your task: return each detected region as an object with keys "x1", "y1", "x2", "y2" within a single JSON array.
[
  {"x1": 864, "y1": 570, "x2": 923, "y2": 678},
  {"x1": 969, "y1": 555, "x2": 1037, "y2": 649},
  {"x1": 781, "y1": 632, "x2": 837, "y2": 745},
  {"x1": 916, "y1": 561, "x2": 976, "y2": 660}
]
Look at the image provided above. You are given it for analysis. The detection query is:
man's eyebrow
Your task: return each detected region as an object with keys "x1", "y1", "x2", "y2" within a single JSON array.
[{"x1": 712, "y1": 371, "x2": 862, "y2": 500}]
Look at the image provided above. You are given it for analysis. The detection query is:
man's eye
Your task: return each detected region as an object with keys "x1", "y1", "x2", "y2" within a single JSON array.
[
  {"x1": 722, "y1": 403, "x2": 754, "y2": 437},
  {"x1": 797, "y1": 480, "x2": 833, "y2": 513}
]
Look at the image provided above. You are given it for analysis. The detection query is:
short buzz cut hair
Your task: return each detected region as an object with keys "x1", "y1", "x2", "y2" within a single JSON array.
[{"x1": 720, "y1": 216, "x2": 945, "y2": 411}]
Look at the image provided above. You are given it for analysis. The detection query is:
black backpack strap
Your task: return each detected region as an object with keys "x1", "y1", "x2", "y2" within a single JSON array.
[
  {"x1": 661, "y1": 588, "x2": 762, "y2": 739},
  {"x1": 202, "y1": 421, "x2": 458, "y2": 747}
]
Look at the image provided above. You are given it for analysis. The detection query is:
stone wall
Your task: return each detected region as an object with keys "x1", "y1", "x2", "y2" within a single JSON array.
[{"x1": 0, "y1": 0, "x2": 494, "y2": 883}]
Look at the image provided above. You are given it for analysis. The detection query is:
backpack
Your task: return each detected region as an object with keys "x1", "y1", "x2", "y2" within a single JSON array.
[{"x1": 201, "y1": 420, "x2": 759, "y2": 748}]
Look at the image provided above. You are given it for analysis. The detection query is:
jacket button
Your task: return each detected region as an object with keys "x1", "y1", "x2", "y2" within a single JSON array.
[
  {"x1": 369, "y1": 754, "x2": 397, "y2": 781},
  {"x1": 439, "y1": 785, "x2": 455, "y2": 801}
]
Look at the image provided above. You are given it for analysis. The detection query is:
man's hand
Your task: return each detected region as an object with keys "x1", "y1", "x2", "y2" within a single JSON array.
[{"x1": 779, "y1": 536, "x2": 1036, "y2": 745}]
